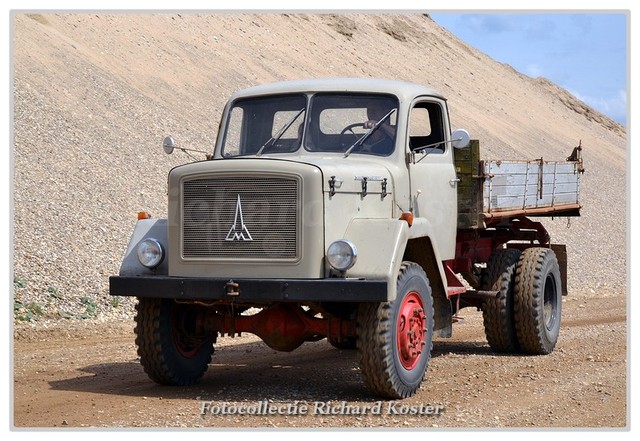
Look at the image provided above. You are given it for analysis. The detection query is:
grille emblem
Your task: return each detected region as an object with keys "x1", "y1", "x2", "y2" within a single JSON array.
[{"x1": 225, "y1": 195, "x2": 253, "y2": 241}]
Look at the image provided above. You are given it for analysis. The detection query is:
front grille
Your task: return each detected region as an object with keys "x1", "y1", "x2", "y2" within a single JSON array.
[{"x1": 182, "y1": 176, "x2": 299, "y2": 259}]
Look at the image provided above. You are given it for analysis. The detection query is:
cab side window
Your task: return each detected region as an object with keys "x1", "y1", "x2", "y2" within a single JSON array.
[{"x1": 408, "y1": 102, "x2": 445, "y2": 153}]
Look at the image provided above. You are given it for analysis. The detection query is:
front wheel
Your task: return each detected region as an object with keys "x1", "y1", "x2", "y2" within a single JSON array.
[
  {"x1": 357, "y1": 262, "x2": 434, "y2": 399},
  {"x1": 135, "y1": 298, "x2": 216, "y2": 386},
  {"x1": 514, "y1": 248, "x2": 563, "y2": 354}
]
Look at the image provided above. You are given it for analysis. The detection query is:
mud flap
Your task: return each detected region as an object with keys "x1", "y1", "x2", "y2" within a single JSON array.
[
  {"x1": 433, "y1": 294, "x2": 452, "y2": 338},
  {"x1": 550, "y1": 244, "x2": 568, "y2": 296}
]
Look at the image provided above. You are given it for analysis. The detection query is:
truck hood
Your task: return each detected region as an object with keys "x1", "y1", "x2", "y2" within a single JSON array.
[
  {"x1": 192, "y1": 155, "x2": 398, "y2": 198},
  {"x1": 294, "y1": 156, "x2": 397, "y2": 198}
]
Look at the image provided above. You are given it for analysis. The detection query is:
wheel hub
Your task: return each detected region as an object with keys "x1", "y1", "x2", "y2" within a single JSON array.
[
  {"x1": 397, "y1": 291, "x2": 427, "y2": 370},
  {"x1": 171, "y1": 304, "x2": 209, "y2": 358},
  {"x1": 543, "y1": 274, "x2": 558, "y2": 331}
]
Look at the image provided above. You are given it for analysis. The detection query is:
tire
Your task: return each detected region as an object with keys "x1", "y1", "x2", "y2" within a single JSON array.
[
  {"x1": 481, "y1": 248, "x2": 522, "y2": 353},
  {"x1": 327, "y1": 336, "x2": 358, "y2": 350},
  {"x1": 357, "y1": 262, "x2": 434, "y2": 399},
  {"x1": 514, "y1": 248, "x2": 563, "y2": 355},
  {"x1": 135, "y1": 298, "x2": 215, "y2": 386}
]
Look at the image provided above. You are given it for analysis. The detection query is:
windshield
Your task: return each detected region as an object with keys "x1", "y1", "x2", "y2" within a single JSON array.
[
  {"x1": 222, "y1": 94, "x2": 306, "y2": 157},
  {"x1": 221, "y1": 93, "x2": 398, "y2": 157}
]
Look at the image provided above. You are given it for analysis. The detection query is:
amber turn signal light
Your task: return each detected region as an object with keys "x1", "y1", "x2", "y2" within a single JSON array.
[
  {"x1": 137, "y1": 211, "x2": 152, "y2": 220},
  {"x1": 400, "y1": 212, "x2": 414, "y2": 226}
]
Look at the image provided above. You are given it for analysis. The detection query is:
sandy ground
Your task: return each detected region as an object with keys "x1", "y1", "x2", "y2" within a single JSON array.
[{"x1": 13, "y1": 289, "x2": 626, "y2": 429}]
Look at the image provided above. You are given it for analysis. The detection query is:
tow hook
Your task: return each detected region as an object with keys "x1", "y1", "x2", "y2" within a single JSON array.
[{"x1": 225, "y1": 280, "x2": 240, "y2": 296}]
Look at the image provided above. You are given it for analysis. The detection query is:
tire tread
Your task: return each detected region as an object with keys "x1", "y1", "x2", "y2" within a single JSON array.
[
  {"x1": 514, "y1": 248, "x2": 562, "y2": 355},
  {"x1": 357, "y1": 262, "x2": 433, "y2": 399},
  {"x1": 482, "y1": 248, "x2": 522, "y2": 353}
]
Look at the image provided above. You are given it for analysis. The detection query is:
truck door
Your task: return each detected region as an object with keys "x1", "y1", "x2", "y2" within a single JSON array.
[{"x1": 407, "y1": 98, "x2": 458, "y2": 260}]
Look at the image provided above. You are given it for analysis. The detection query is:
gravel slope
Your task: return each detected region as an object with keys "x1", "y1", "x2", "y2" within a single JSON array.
[{"x1": 12, "y1": 12, "x2": 626, "y2": 324}]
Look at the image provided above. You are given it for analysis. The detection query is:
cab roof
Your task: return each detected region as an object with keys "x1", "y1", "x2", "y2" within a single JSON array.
[{"x1": 228, "y1": 78, "x2": 446, "y2": 103}]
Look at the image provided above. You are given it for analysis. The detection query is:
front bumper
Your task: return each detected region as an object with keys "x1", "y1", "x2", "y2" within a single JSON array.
[{"x1": 109, "y1": 275, "x2": 388, "y2": 302}]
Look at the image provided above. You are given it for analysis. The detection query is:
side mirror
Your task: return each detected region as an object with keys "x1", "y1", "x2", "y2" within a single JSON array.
[
  {"x1": 451, "y1": 129, "x2": 471, "y2": 149},
  {"x1": 163, "y1": 136, "x2": 176, "y2": 155},
  {"x1": 161, "y1": 135, "x2": 212, "y2": 160}
]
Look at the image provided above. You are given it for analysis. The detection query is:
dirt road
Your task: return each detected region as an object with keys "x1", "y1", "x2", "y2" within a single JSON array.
[{"x1": 13, "y1": 290, "x2": 626, "y2": 429}]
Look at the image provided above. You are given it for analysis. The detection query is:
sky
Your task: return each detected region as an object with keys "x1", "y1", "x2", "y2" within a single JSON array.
[{"x1": 430, "y1": 13, "x2": 628, "y2": 127}]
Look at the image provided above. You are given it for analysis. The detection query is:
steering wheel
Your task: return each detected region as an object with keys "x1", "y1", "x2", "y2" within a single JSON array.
[{"x1": 339, "y1": 123, "x2": 364, "y2": 147}]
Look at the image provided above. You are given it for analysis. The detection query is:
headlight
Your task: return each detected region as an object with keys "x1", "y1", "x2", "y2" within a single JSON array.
[
  {"x1": 137, "y1": 238, "x2": 164, "y2": 269},
  {"x1": 327, "y1": 240, "x2": 358, "y2": 272}
]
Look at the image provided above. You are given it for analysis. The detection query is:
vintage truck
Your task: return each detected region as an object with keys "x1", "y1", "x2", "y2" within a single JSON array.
[{"x1": 109, "y1": 78, "x2": 584, "y2": 399}]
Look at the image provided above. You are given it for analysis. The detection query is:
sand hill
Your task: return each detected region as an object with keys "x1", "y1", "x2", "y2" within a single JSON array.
[{"x1": 12, "y1": 12, "x2": 626, "y2": 321}]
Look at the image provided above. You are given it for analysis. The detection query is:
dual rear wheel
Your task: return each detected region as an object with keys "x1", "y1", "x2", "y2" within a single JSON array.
[{"x1": 482, "y1": 247, "x2": 563, "y2": 355}]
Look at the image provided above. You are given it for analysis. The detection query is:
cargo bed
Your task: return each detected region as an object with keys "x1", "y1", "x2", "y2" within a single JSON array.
[{"x1": 455, "y1": 140, "x2": 584, "y2": 229}]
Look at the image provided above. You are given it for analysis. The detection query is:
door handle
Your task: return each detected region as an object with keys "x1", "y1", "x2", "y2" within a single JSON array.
[{"x1": 450, "y1": 177, "x2": 461, "y2": 184}]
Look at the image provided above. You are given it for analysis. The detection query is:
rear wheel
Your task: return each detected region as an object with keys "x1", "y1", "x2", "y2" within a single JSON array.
[
  {"x1": 327, "y1": 336, "x2": 358, "y2": 350},
  {"x1": 514, "y1": 248, "x2": 563, "y2": 354},
  {"x1": 357, "y1": 262, "x2": 434, "y2": 399},
  {"x1": 481, "y1": 248, "x2": 522, "y2": 353},
  {"x1": 135, "y1": 298, "x2": 215, "y2": 385}
]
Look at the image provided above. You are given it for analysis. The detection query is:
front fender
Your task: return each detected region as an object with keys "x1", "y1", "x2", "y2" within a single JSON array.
[
  {"x1": 406, "y1": 216, "x2": 450, "y2": 292},
  {"x1": 118, "y1": 218, "x2": 169, "y2": 276},
  {"x1": 340, "y1": 219, "x2": 409, "y2": 302},
  {"x1": 342, "y1": 217, "x2": 449, "y2": 302}
]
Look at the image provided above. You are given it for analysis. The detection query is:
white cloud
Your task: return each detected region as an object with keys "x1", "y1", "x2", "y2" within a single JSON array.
[
  {"x1": 570, "y1": 88, "x2": 627, "y2": 125},
  {"x1": 466, "y1": 14, "x2": 514, "y2": 33},
  {"x1": 524, "y1": 63, "x2": 544, "y2": 78}
]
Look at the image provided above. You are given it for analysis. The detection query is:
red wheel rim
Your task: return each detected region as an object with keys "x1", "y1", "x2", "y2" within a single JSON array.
[
  {"x1": 173, "y1": 331, "x2": 200, "y2": 358},
  {"x1": 171, "y1": 306, "x2": 201, "y2": 359},
  {"x1": 396, "y1": 291, "x2": 427, "y2": 370}
]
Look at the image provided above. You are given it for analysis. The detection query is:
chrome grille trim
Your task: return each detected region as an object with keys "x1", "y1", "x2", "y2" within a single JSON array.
[{"x1": 182, "y1": 175, "x2": 300, "y2": 260}]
